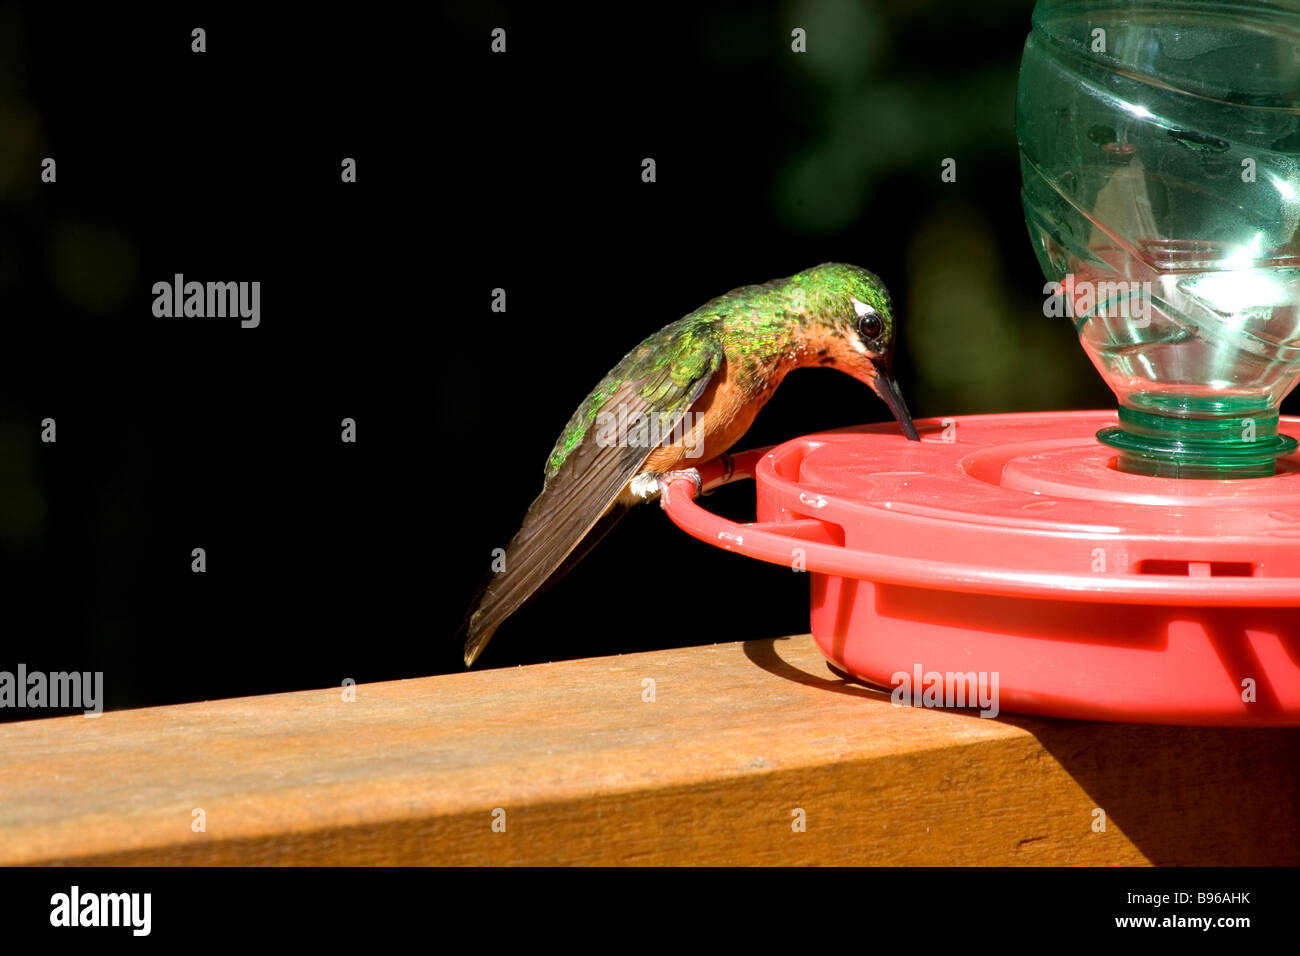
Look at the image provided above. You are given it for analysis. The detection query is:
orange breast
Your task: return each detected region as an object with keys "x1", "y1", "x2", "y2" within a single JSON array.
[{"x1": 640, "y1": 359, "x2": 775, "y2": 474}]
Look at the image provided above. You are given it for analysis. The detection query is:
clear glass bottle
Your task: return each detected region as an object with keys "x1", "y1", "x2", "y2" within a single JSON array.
[{"x1": 1018, "y1": 0, "x2": 1300, "y2": 477}]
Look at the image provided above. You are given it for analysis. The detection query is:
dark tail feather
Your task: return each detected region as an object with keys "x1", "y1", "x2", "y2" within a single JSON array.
[{"x1": 462, "y1": 501, "x2": 631, "y2": 667}]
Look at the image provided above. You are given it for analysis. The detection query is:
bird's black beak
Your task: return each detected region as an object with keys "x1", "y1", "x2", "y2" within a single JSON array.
[{"x1": 871, "y1": 359, "x2": 920, "y2": 441}]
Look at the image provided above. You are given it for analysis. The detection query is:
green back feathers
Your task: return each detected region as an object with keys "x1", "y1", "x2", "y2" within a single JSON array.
[
  {"x1": 542, "y1": 264, "x2": 894, "y2": 482},
  {"x1": 544, "y1": 314, "x2": 723, "y2": 481}
]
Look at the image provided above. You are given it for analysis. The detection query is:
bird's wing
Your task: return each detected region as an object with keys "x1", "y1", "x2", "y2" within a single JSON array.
[{"x1": 463, "y1": 327, "x2": 724, "y2": 665}]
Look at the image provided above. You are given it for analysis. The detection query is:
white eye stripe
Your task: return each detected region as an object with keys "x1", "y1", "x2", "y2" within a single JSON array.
[{"x1": 852, "y1": 297, "x2": 876, "y2": 318}]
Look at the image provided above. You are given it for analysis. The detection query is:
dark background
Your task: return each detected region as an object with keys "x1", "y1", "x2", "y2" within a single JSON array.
[{"x1": 0, "y1": 0, "x2": 1130, "y2": 716}]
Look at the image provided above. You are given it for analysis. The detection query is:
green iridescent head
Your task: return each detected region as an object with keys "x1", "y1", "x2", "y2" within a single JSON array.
[
  {"x1": 791, "y1": 262, "x2": 896, "y2": 355},
  {"x1": 788, "y1": 262, "x2": 917, "y2": 440}
]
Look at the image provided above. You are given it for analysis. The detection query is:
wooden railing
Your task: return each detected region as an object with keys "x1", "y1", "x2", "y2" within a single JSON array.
[{"x1": 1, "y1": 634, "x2": 1296, "y2": 865}]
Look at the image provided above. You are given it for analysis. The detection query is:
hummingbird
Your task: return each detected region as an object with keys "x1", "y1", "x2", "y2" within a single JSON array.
[{"x1": 462, "y1": 262, "x2": 919, "y2": 666}]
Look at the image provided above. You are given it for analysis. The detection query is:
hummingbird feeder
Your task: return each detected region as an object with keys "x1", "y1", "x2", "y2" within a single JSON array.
[{"x1": 660, "y1": 0, "x2": 1300, "y2": 725}]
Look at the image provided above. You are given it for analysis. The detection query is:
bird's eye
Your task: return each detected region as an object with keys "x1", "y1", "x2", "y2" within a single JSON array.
[{"x1": 852, "y1": 298, "x2": 883, "y2": 340}]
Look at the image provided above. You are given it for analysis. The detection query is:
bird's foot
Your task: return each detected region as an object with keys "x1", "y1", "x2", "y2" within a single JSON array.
[
  {"x1": 656, "y1": 467, "x2": 704, "y2": 500},
  {"x1": 629, "y1": 471, "x2": 663, "y2": 500}
]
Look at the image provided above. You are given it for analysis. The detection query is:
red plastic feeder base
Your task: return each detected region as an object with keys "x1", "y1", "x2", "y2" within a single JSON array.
[{"x1": 660, "y1": 410, "x2": 1300, "y2": 725}]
